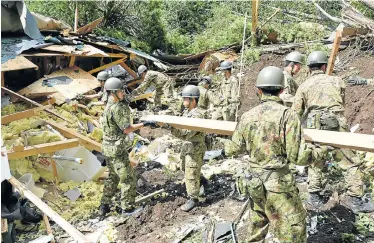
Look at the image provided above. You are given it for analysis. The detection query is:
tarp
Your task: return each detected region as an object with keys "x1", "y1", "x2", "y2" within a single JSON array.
[{"x1": 31, "y1": 12, "x2": 71, "y2": 31}]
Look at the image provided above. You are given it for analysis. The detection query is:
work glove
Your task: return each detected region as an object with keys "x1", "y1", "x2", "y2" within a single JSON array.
[
  {"x1": 347, "y1": 76, "x2": 367, "y2": 85},
  {"x1": 142, "y1": 120, "x2": 158, "y2": 128},
  {"x1": 76, "y1": 93, "x2": 85, "y2": 100}
]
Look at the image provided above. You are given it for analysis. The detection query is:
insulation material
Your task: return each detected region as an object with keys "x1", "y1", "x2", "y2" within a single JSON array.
[
  {"x1": 27, "y1": 131, "x2": 62, "y2": 146},
  {"x1": 88, "y1": 128, "x2": 103, "y2": 143},
  {"x1": 1, "y1": 103, "x2": 29, "y2": 116}
]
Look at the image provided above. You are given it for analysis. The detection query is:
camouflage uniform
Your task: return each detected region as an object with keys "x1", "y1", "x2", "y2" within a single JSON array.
[
  {"x1": 172, "y1": 107, "x2": 207, "y2": 199},
  {"x1": 211, "y1": 75, "x2": 240, "y2": 121},
  {"x1": 133, "y1": 70, "x2": 175, "y2": 107},
  {"x1": 224, "y1": 94, "x2": 318, "y2": 243},
  {"x1": 197, "y1": 84, "x2": 219, "y2": 110},
  {"x1": 101, "y1": 101, "x2": 137, "y2": 210},
  {"x1": 292, "y1": 70, "x2": 364, "y2": 197},
  {"x1": 279, "y1": 71, "x2": 298, "y2": 107}
]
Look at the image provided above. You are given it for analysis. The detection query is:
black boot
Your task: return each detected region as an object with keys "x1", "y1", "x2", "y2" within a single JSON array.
[
  {"x1": 307, "y1": 192, "x2": 325, "y2": 207},
  {"x1": 342, "y1": 195, "x2": 374, "y2": 214},
  {"x1": 180, "y1": 198, "x2": 198, "y2": 212},
  {"x1": 99, "y1": 204, "x2": 110, "y2": 216}
]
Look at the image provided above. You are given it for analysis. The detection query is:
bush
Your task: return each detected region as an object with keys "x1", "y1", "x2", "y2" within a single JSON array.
[{"x1": 242, "y1": 47, "x2": 261, "y2": 65}]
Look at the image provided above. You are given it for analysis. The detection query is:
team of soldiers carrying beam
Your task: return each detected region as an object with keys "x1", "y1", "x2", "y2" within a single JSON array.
[{"x1": 79, "y1": 50, "x2": 373, "y2": 243}]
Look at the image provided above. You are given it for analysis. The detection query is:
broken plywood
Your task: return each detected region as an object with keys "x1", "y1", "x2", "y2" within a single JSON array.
[
  {"x1": 18, "y1": 66, "x2": 99, "y2": 105},
  {"x1": 76, "y1": 17, "x2": 103, "y2": 35},
  {"x1": 1, "y1": 56, "x2": 38, "y2": 72},
  {"x1": 41, "y1": 44, "x2": 108, "y2": 57}
]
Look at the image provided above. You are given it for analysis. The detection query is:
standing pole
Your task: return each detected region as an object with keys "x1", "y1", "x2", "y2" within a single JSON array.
[
  {"x1": 235, "y1": 12, "x2": 248, "y2": 122},
  {"x1": 74, "y1": 1, "x2": 78, "y2": 32},
  {"x1": 327, "y1": 30, "x2": 342, "y2": 75},
  {"x1": 251, "y1": 0, "x2": 259, "y2": 46}
]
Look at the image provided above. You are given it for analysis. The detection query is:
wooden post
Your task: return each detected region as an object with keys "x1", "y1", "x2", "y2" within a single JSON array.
[
  {"x1": 327, "y1": 30, "x2": 342, "y2": 75},
  {"x1": 251, "y1": 0, "x2": 259, "y2": 46},
  {"x1": 42, "y1": 214, "x2": 55, "y2": 243},
  {"x1": 74, "y1": 1, "x2": 78, "y2": 32},
  {"x1": 69, "y1": 56, "x2": 76, "y2": 67}
]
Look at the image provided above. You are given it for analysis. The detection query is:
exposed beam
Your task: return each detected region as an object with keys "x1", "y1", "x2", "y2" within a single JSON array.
[
  {"x1": 327, "y1": 30, "x2": 342, "y2": 75},
  {"x1": 1, "y1": 87, "x2": 69, "y2": 122},
  {"x1": 88, "y1": 58, "x2": 125, "y2": 74},
  {"x1": 131, "y1": 92, "x2": 153, "y2": 102},
  {"x1": 7, "y1": 139, "x2": 80, "y2": 160},
  {"x1": 69, "y1": 56, "x2": 76, "y2": 67},
  {"x1": 45, "y1": 120, "x2": 102, "y2": 152},
  {"x1": 1, "y1": 105, "x2": 51, "y2": 125},
  {"x1": 119, "y1": 62, "x2": 137, "y2": 78},
  {"x1": 126, "y1": 77, "x2": 144, "y2": 88}
]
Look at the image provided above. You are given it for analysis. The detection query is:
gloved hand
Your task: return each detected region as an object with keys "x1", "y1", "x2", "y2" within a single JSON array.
[
  {"x1": 347, "y1": 76, "x2": 367, "y2": 85},
  {"x1": 142, "y1": 120, "x2": 158, "y2": 128},
  {"x1": 76, "y1": 93, "x2": 85, "y2": 100}
]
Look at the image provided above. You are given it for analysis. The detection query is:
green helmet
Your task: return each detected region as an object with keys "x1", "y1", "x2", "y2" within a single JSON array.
[
  {"x1": 201, "y1": 76, "x2": 212, "y2": 84},
  {"x1": 256, "y1": 66, "x2": 284, "y2": 89},
  {"x1": 285, "y1": 51, "x2": 304, "y2": 64},
  {"x1": 138, "y1": 65, "x2": 147, "y2": 75},
  {"x1": 215, "y1": 61, "x2": 233, "y2": 71},
  {"x1": 97, "y1": 71, "x2": 109, "y2": 81},
  {"x1": 104, "y1": 77, "x2": 123, "y2": 91},
  {"x1": 181, "y1": 85, "x2": 200, "y2": 98},
  {"x1": 307, "y1": 51, "x2": 328, "y2": 66}
]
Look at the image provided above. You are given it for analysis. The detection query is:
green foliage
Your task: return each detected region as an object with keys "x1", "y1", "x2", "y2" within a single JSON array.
[
  {"x1": 304, "y1": 43, "x2": 330, "y2": 56},
  {"x1": 355, "y1": 213, "x2": 374, "y2": 235},
  {"x1": 243, "y1": 47, "x2": 261, "y2": 65},
  {"x1": 341, "y1": 233, "x2": 355, "y2": 243},
  {"x1": 267, "y1": 22, "x2": 327, "y2": 43},
  {"x1": 351, "y1": 0, "x2": 374, "y2": 19}
]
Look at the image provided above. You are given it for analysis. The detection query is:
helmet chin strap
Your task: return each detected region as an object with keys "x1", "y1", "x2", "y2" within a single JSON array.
[{"x1": 290, "y1": 62, "x2": 296, "y2": 76}]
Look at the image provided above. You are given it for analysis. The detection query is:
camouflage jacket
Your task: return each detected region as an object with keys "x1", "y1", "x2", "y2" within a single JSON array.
[
  {"x1": 292, "y1": 70, "x2": 346, "y2": 120},
  {"x1": 220, "y1": 75, "x2": 240, "y2": 106},
  {"x1": 101, "y1": 101, "x2": 132, "y2": 157},
  {"x1": 279, "y1": 70, "x2": 298, "y2": 105},
  {"x1": 172, "y1": 107, "x2": 207, "y2": 144},
  {"x1": 224, "y1": 95, "x2": 314, "y2": 170},
  {"x1": 197, "y1": 85, "x2": 220, "y2": 110},
  {"x1": 134, "y1": 70, "x2": 171, "y2": 94}
]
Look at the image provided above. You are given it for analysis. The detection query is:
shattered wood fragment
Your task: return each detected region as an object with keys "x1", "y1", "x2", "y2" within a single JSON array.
[
  {"x1": 88, "y1": 58, "x2": 126, "y2": 74},
  {"x1": 1, "y1": 56, "x2": 38, "y2": 72},
  {"x1": 75, "y1": 17, "x2": 104, "y2": 35}
]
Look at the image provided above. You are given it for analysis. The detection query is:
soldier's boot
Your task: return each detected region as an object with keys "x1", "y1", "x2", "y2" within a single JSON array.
[
  {"x1": 121, "y1": 206, "x2": 143, "y2": 217},
  {"x1": 307, "y1": 192, "x2": 325, "y2": 207},
  {"x1": 199, "y1": 176, "x2": 208, "y2": 197},
  {"x1": 99, "y1": 204, "x2": 110, "y2": 216},
  {"x1": 180, "y1": 198, "x2": 198, "y2": 212},
  {"x1": 341, "y1": 195, "x2": 374, "y2": 214}
]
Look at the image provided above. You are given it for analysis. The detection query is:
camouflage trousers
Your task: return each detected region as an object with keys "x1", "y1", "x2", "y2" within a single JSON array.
[
  {"x1": 181, "y1": 148, "x2": 205, "y2": 199},
  {"x1": 211, "y1": 104, "x2": 237, "y2": 121},
  {"x1": 101, "y1": 154, "x2": 137, "y2": 210},
  {"x1": 153, "y1": 89, "x2": 162, "y2": 108},
  {"x1": 238, "y1": 169, "x2": 307, "y2": 243},
  {"x1": 308, "y1": 149, "x2": 364, "y2": 197},
  {"x1": 163, "y1": 78, "x2": 176, "y2": 99}
]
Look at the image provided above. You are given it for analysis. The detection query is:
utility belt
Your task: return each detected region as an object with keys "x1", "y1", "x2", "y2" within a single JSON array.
[{"x1": 306, "y1": 109, "x2": 342, "y2": 131}]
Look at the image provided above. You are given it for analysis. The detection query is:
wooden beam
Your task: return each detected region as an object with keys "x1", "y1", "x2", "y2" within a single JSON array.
[
  {"x1": 303, "y1": 129, "x2": 374, "y2": 153},
  {"x1": 251, "y1": 0, "x2": 259, "y2": 46},
  {"x1": 8, "y1": 177, "x2": 96, "y2": 243},
  {"x1": 1, "y1": 87, "x2": 69, "y2": 122},
  {"x1": 76, "y1": 17, "x2": 103, "y2": 35},
  {"x1": 69, "y1": 56, "x2": 76, "y2": 67},
  {"x1": 88, "y1": 58, "x2": 125, "y2": 74},
  {"x1": 7, "y1": 139, "x2": 80, "y2": 160},
  {"x1": 140, "y1": 115, "x2": 374, "y2": 152},
  {"x1": 127, "y1": 77, "x2": 144, "y2": 88},
  {"x1": 1, "y1": 105, "x2": 51, "y2": 125},
  {"x1": 327, "y1": 30, "x2": 342, "y2": 75},
  {"x1": 131, "y1": 92, "x2": 153, "y2": 102},
  {"x1": 42, "y1": 214, "x2": 55, "y2": 243},
  {"x1": 45, "y1": 120, "x2": 102, "y2": 152},
  {"x1": 119, "y1": 62, "x2": 137, "y2": 78}
]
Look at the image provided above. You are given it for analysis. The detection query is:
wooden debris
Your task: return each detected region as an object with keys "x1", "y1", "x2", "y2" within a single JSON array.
[
  {"x1": 327, "y1": 30, "x2": 342, "y2": 75},
  {"x1": 135, "y1": 189, "x2": 165, "y2": 204},
  {"x1": 42, "y1": 214, "x2": 55, "y2": 243},
  {"x1": 7, "y1": 139, "x2": 80, "y2": 160},
  {"x1": 1, "y1": 56, "x2": 39, "y2": 72},
  {"x1": 131, "y1": 93, "x2": 153, "y2": 102},
  {"x1": 1, "y1": 105, "x2": 51, "y2": 125},
  {"x1": 88, "y1": 58, "x2": 126, "y2": 74},
  {"x1": 76, "y1": 17, "x2": 104, "y2": 35},
  {"x1": 233, "y1": 199, "x2": 250, "y2": 225}
]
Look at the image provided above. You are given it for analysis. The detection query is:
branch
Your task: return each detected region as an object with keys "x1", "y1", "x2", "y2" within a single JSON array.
[{"x1": 312, "y1": 1, "x2": 354, "y2": 26}]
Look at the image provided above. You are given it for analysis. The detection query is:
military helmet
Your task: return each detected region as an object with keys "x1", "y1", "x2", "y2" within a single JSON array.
[
  {"x1": 104, "y1": 77, "x2": 123, "y2": 91},
  {"x1": 256, "y1": 66, "x2": 284, "y2": 88},
  {"x1": 181, "y1": 85, "x2": 200, "y2": 98},
  {"x1": 307, "y1": 51, "x2": 328, "y2": 66},
  {"x1": 201, "y1": 76, "x2": 212, "y2": 84},
  {"x1": 285, "y1": 51, "x2": 304, "y2": 64},
  {"x1": 138, "y1": 65, "x2": 147, "y2": 75},
  {"x1": 97, "y1": 71, "x2": 109, "y2": 81},
  {"x1": 215, "y1": 60, "x2": 233, "y2": 71}
]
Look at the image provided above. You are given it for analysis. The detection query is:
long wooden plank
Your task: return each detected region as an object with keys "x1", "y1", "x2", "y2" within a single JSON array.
[
  {"x1": 303, "y1": 129, "x2": 374, "y2": 153},
  {"x1": 7, "y1": 139, "x2": 80, "y2": 160},
  {"x1": 8, "y1": 177, "x2": 94, "y2": 243},
  {"x1": 88, "y1": 58, "x2": 125, "y2": 74},
  {"x1": 327, "y1": 30, "x2": 342, "y2": 75},
  {"x1": 140, "y1": 115, "x2": 374, "y2": 152},
  {"x1": 45, "y1": 120, "x2": 102, "y2": 152},
  {"x1": 1, "y1": 87, "x2": 69, "y2": 122},
  {"x1": 76, "y1": 17, "x2": 103, "y2": 35},
  {"x1": 119, "y1": 62, "x2": 138, "y2": 78},
  {"x1": 1, "y1": 105, "x2": 51, "y2": 125}
]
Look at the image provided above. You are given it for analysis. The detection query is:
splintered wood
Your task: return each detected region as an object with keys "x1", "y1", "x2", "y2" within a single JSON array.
[
  {"x1": 18, "y1": 66, "x2": 99, "y2": 105},
  {"x1": 1, "y1": 56, "x2": 39, "y2": 72}
]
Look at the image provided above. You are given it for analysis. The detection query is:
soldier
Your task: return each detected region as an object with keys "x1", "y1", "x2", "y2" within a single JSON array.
[
  {"x1": 99, "y1": 77, "x2": 156, "y2": 216},
  {"x1": 280, "y1": 51, "x2": 304, "y2": 106},
  {"x1": 211, "y1": 61, "x2": 240, "y2": 121},
  {"x1": 79, "y1": 71, "x2": 112, "y2": 108},
  {"x1": 171, "y1": 85, "x2": 207, "y2": 212},
  {"x1": 223, "y1": 66, "x2": 324, "y2": 242},
  {"x1": 292, "y1": 51, "x2": 374, "y2": 213},
  {"x1": 133, "y1": 65, "x2": 176, "y2": 111},
  {"x1": 197, "y1": 76, "x2": 219, "y2": 110}
]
